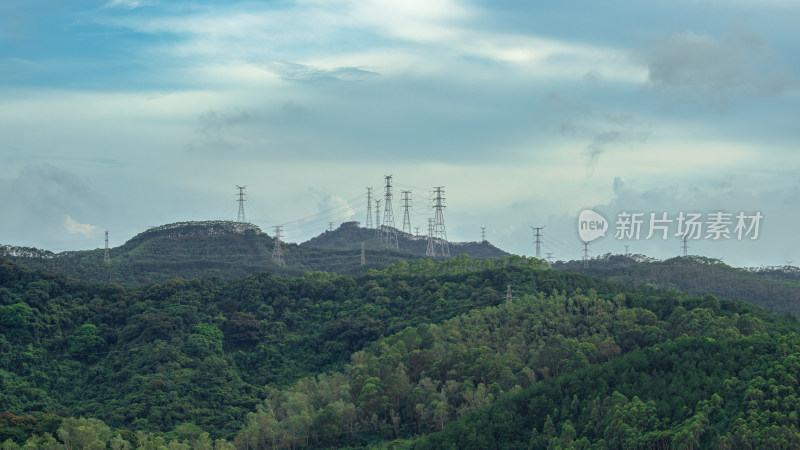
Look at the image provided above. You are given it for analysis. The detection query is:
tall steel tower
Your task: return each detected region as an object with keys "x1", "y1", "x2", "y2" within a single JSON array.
[
  {"x1": 401, "y1": 190, "x2": 412, "y2": 235},
  {"x1": 104, "y1": 230, "x2": 110, "y2": 282},
  {"x1": 365, "y1": 187, "x2": 373, "y2": 229},
  {"x1": 236, "y1": 185, "x2": 247, "y2": 222},
  {"x1": 272, "y1": 226, "x2": 285, "y2": 268},
  {"x1": 382, "y1": 175, "x2": 399, "y2": 249},
  {"x1": 531, "y1": 226, "x2": 544, "y2": 259},
  {"x1": 426, "y1": 218, "x2": 435, "y2": 257},
  {"x1": 582, "y1": 242, "x2": 590, "y2": 268},
  {"x1": 431, "y1": 187, "x2": 449, "y2": 258}
]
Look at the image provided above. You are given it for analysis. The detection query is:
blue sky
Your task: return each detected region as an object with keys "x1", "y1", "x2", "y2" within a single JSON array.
[{"x1": 1, "y1": 0, "x2": 799, "y2": 267}]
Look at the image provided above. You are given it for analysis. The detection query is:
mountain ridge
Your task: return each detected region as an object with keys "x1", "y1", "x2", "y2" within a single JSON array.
[{"x1": 0, "y1": 220, "x2": 509, "y2": 285}]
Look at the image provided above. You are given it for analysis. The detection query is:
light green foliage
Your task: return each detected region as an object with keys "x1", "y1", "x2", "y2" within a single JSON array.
[
  {"x1": 0, "y1": 303, "x2": 33, "y2": 328},
  {"x1": 185, "y1": 324, "x2": 224, "y2": 357},
  {"x1": 68, "y1": 324, "x2": 106, "y2": 358}
]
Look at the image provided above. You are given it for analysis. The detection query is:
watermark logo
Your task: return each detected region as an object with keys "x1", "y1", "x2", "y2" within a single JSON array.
[
  {"x1": 578, "y1": 209, "x2": 608, "y2": 242},
  {"x1": 612, "y1": 211, "x2": 762, "y2": 240}
]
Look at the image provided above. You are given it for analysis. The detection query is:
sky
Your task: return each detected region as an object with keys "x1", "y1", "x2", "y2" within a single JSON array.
[{"x1": 1, "y1": 0, "x2": 799, "y2": 267}]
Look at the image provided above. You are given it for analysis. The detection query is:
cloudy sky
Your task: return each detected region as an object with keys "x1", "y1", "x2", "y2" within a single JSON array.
[{"x1": 1, "y1": 0, "x2": 798, "y2": 267}]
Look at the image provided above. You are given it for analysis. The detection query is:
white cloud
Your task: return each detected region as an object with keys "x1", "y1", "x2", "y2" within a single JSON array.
[
  {"x1": 63, "y1": 216, "x2": 99, "y2": 237},
  {"x1": 103, "y1": 0, "x2": 146, "y2": 10},
  {"x1": 92, "y1": 0, "x2": 643, "y2": 84},
  {"x1": 317, "y1": 195, "x2": 356, "y2": 223}
]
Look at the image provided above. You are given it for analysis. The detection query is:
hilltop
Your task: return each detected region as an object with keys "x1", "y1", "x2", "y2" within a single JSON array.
[
  {"x1": 0, "y1": 220, "x2": 507, "y2": 286},
  {"x1": 299, "y1": 221, "x2": 510, "y2": 259}
]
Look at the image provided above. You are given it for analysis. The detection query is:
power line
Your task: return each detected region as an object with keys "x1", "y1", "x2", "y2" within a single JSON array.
[
  {"x1": 426, "y1": 218, "x2": 435, "y2": 257},
  {"x1": 270, "y1": 192, "x2": 365, "y2": 231},
  {"x1": 374, "y1": 199, "x2": 381, "y2": 239}
]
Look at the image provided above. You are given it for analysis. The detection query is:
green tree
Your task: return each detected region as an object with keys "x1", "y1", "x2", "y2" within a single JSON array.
[{"x1": 68, "y1": 324, "x2": 106, "y2": 361}]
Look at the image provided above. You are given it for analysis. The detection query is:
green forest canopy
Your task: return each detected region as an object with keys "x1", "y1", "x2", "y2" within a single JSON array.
[{"x1": 1, "y1": 255, "x2": 799, "y2": 448}]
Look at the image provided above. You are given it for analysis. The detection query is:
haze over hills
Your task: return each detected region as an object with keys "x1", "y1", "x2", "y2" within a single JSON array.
[
  {"x1": 2, "y1": 220, "x2": 800, "y2": 317},
  {"x1": 0, "y1": 220, "x2": 509, "y2": 286},
  {"x1": 555, "y1": 254, "x2": 800, "y2": 316}
]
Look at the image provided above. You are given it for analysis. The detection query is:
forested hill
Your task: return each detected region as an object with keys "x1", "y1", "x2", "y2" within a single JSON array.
[
  {"x1": 3, "y1": 254, "x2": 800, "y2": 448},
  {"x1": 301, "y1": 221, "x2": 510, "y2": 259},
  {"x1": 554, "y1": 254, "x2": 800, "y2": 316},
  {"x1": 1, "y1": 221, "x2": 507, "y2": 286},
  {"x1": 0, "y1": 221, "x2": 423, "y2": 285}
]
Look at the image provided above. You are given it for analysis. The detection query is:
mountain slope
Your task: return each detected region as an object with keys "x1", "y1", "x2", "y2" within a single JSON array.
[
  {"x1": 1, "y1": 221, "x2": 419, "y2": 285},
  {"x1": 4, "y1": 254, "x2": 800, "y2": 448},
  {"x1": 1, "y1": 221, "x2": 508, "y2": 286},
  {"x1": 554, "y1": 254, "x2": 800, "y2": 315},
  {"x1": 0, "y1": 255, "x2": 567, "y2": 441},
  {"x1": 411, "y1": 332, "x2": 800, "y2": 449}
]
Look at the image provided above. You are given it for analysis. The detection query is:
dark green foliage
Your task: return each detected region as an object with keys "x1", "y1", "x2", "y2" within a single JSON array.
[
  {"x1": 2, "y1": 252, "x2": 800, "y2": 449},
  {"x1": 0, "y1": 254, "x2": 551, "y2": 443},
  {"x1": 412, "y1": 332, "x2": 800, "y2": 449}
]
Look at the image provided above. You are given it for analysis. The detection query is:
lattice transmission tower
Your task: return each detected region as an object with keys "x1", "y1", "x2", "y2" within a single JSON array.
[
  {"x1": 582, "y1": 242, "x2": 590, "y2": 268},
  {"x1": 426, "y1": 218, "x2": 435, "y2": 257},
  {"x1": 531, "y1": 226, "x2": 544, "y2": 259},
  {"x1": 681, "y1": 233, "x2": 689, "y2": 256},
  {"x1": 236, "y1": 185, "x2": 247, "y2": 222},
  {"x1": 431, "y1": 187, "x2": 450, "y2": 258},
  {"x1": 272, "y1": 226, "x2": 285, "y2": 268},
  {"x1": 401, "y1": 190, "x2": 412, "y2": 235},
  {"x1": 104, "y1": 230, "x2": 110, "y2": 282},
  {"x1": 382, "y1": 175, "x2": 399, "y2": 249},
  {"x1": 365, "y1": 187, "x2": 373, "y2": 229}
]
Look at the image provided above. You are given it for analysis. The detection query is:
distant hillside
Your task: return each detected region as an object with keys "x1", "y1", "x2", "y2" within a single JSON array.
[
  {"x1": 553, "y1": 254, "x2": 800, "y2": 315},
  {"x1": 747, "y1": 264, "x2": 800, "y2": 282},
  {"x1": 1, "y1": 221, "x2": 492, "y2": 286},
  {"x1": 301, "y1": 221, "x2": 510, "y2": 259}
]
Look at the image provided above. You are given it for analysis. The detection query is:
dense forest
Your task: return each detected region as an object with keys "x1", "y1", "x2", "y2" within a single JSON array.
[
  {"x1": 555, "y1": 254, "x2": 800, "y2": 316},
  {"x1": 2, "y1": 251, "x2": 800, "y2": 448}
]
